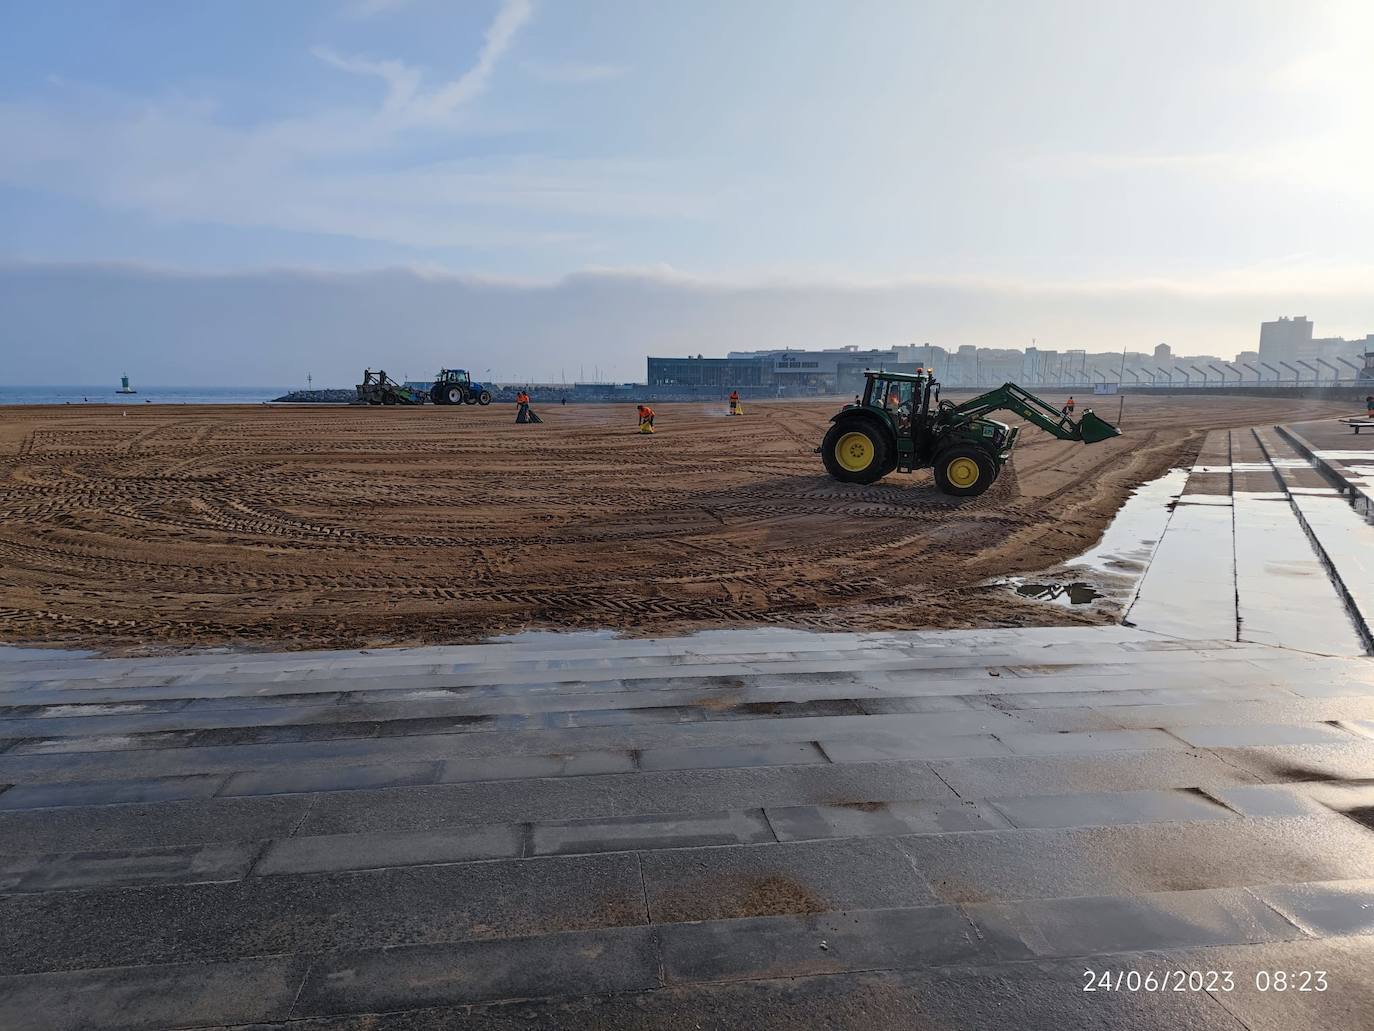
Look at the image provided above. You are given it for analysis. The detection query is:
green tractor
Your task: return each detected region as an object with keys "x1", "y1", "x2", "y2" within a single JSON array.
[{"x1": 820, "y1": 369, "x2": 1120, "y2": 497}]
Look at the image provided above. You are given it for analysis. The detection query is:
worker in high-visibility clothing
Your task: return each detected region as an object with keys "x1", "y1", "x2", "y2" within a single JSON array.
[
  {"x1": 637, "y1": 404, "x2": 655, "y2": 433},
  {"x1": 1062, "y1": 396, "x2": 1076, "y2": 417},
  {"x1": 729, "y1": 389, "x2": 741, "y2": 416}
]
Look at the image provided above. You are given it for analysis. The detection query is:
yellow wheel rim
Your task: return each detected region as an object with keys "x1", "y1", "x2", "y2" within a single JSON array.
[
  {"x1": 947, "y1": 456, "x2": 981, "y2": 488},
  {"x1": 835, "y1": 431, "x2": 874, "y2": 472}
]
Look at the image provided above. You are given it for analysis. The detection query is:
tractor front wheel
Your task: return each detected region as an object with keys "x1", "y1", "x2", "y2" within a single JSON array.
[
  {"x1": 431, "y1": 385, "x2": 446, "y2": 405},
  {"x1": 477, "y1": 390, "x2": 492, "y2": 406},
  {"x1": 933, "y1": 446, "x2": 996, "y2": 497},
  {"x1": 821, "y1": 419, "x2": 892, "y2": 484}
]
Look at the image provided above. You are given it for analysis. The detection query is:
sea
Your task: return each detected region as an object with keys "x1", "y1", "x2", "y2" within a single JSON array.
[{"x1": 0, "y1": 386, "x2": 289, "y2": 406}]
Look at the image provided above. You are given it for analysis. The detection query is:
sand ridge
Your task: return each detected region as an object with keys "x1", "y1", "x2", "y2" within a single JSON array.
[{"x1": 0, "y1": 395, "x2": 1354, "y2": 653}]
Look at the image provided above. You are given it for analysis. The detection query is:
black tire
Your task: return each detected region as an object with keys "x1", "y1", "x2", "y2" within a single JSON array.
[
  {"x1": 382, "y1": 395, "x2": 396, "y2": 406},
  {"x1": 445, "y1": 386, "x2": 465, "y2": 405},
  {"x1": 932, "y1": 445, "x2": 997, "y2": 497},
  {"x1": 820, "y1": 418, "x2": 893, "y2": 484},
  {"x1": 477, "y1": 391, "x2": 492, "y2": 406},
  {"x1": 431, "y1": 385, "x2": 445, "y2": 405}
]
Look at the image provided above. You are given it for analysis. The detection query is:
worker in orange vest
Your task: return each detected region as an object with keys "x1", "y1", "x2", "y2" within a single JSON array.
[
  {"x1": 729, "y1": 389, "x2": 740, "y2": 416},
  {"x1": 1063, "y1": 396, "x2": 1075, "y2": 417},
  {"x1": 637, "y1": 403, "x2": 655, "y2": 432},
  {"x1": 515, "y1": 389, "x2": 530, "y2": 422}
]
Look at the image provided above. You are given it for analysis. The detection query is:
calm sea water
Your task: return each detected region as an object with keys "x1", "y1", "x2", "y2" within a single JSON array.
[{"x1": 0, "y1": 385, "x2": 289, "y2": 406}]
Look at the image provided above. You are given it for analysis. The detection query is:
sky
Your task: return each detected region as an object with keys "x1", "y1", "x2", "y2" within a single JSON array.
[{"x1": 3, "y1": 0, "x2": 1373, "y2": 384}]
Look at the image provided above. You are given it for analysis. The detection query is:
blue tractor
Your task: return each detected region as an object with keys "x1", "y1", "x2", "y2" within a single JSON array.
[{"x1": 430, "y1": 369, "x2": 493, "y2": 406}]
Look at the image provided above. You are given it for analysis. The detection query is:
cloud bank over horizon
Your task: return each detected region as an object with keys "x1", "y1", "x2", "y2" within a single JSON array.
[{"x1": 7, "y1": 260, "x2": 1371, "y2": 386}]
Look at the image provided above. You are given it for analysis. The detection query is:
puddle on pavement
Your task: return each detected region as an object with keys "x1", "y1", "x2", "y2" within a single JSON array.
[
  {"x1": 1073, "y1": 467, "x2": 1188, "y2": 574},
  {"x1": 1008, "y1": 581, "x2": 1105, "y2": 606},
  {"x1": 997, "y1": 467, "x2": 1187, "y2": 610}
]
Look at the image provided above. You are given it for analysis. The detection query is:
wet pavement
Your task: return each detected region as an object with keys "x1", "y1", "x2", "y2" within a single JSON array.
[
  {"x1": 1, "y1": 423, "x2": 1373, "y2": 1029},
  {"x1": 1126, "y1": 425, "x2": 1372, "y2": 654}
]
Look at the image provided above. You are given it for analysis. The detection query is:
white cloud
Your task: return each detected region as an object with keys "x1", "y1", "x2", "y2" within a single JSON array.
[
  {"x1": 310, "y1": 45, "x2": 421, "y2": 114},
  {"x1": 312, "y1": 0, "x2": 533, "y2": 126},
  {"x1": 420, "y1": 0, "x2": 533, "y2": 121}
]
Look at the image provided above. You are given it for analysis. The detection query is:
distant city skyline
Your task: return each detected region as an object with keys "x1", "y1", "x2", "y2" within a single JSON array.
[{"x1": 3, "y1": 1, "x2": 1373, "y2": 381}]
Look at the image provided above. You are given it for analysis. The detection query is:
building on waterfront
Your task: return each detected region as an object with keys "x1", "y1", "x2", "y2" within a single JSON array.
[
  {"x1": 646, "y1": 318, "x2": 1373, "y2": 397},
  {"x1": 1259, "y1": 316, "x2": 1371, "y2": 366}
]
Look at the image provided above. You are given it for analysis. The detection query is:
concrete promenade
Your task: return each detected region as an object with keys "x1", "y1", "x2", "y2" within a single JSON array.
[{"x1": 0, "y1": 422, "x2": 1372, "y2": 1029}]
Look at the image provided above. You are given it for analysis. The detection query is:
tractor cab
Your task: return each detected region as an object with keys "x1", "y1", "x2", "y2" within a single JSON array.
[
  {"x1": 858, "y1": 369, "x2": 938, "y2": 438},
  {"x1": 436, "y1": 369, "x2": 472, "y2": 387}
]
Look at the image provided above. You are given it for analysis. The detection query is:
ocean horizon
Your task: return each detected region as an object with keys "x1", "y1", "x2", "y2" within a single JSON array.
[{"x1": 0, "y1": 385, "x2": 295, "y2": 406}]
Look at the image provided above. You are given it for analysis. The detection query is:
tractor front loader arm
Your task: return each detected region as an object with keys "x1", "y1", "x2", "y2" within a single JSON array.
[{"x1": 943, "y1": 383, "x2": 1121, "y2": 443}]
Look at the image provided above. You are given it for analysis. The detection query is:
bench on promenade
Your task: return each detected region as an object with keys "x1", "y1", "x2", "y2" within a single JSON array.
[{"x1": 1340, "y1": 418, "x2": 1374, "y2": 434}]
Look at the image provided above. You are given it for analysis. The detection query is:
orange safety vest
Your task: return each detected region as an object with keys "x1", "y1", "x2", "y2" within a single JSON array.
[
  {"x1": 730, "y1": 391, "x2": 739, "y2": 401},
  {"x1": 638, "y1": 406, "x2": 654, "y2": 419},
  {"x1": 517, "y1": 392, "x2": 528, "y2": 404}
]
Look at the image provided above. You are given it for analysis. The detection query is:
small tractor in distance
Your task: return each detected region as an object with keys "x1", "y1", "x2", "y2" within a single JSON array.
[
  {"x1": 820, "y1": 369, "x2": 1120, "y2": 497},
  {"x1": 431, "y1": 369, "x2": 493, "y2": 406}
]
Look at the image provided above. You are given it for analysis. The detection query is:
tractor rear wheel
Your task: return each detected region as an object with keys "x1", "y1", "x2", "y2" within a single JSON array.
[
  {"x1": 477, "y1": 390, "x2": 492, "y2": 405},
  {"x1": 821, "y1": 418, "x2": 893, "y2": 484},
  {"x1": 445, "y1": 386, "x2": 465, "y2": 405},
  {"x1": 933, "y1": 445, "x2": 996, "y2": 497}
]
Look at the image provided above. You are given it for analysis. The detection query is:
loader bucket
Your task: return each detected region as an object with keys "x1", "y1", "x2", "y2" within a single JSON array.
[{"x1": 1077, "y1": 410, "x2": 1122, "y2": 444}]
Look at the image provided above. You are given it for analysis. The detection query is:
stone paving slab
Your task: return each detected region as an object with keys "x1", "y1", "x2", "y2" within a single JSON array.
[
  {"x1": 0, "y1": 955, "x2": 309, "y2": 1031},
  {"x1": 530, "y1": 808, "x2": 775, "y2": 855},
  {"x1": 965, "y1": 886, "x2": 1303, "y2": 958},
  {"x1": 765, "y1": 798, "x2": 1011, "y2": 840},
  {"x1": 656, "y1": 906, "x2": 984, "y2": 985},
  {"x1": 639, "y1": 837, "x2": 940, "y2": 921},
  {"x1": 0, "y1": 854, "x2": 647, "y2": 976},
  {"x1": 255, "y1": 824, "x2": 524, "y2": 876},
  {"x1": 986, "y1": 788, "x2": 1233, "y2": 829},
  {"x1": 1209, "y1": 740, "x2": 1374, "y2": 782},
  {"x1": 0, "y1": 794, "x2": 315, "y2": 854},
  {"x1": 928, "y1": 750, "x2": 1261, "y2": 797},
  {"x1": 0, "y1": 772, "x2": 225, "y2": 809},
  {"x1": 0, "y1": 841, "x2": 260, "y2": 894},
  {"x1": 1253, "y1": 878, "x2": 1374, "y2": 937},
  {"x1": 293, "y1": 927, "x2": 660, "y2": 1019},
  {"x1": 895, "y1": 816, "x2": 1374, "y2": 903}
]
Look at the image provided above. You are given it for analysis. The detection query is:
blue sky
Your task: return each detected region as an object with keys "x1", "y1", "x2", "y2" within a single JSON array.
[{"x1": 3, "y1": 0, "x2": 1373, "y2": 381}]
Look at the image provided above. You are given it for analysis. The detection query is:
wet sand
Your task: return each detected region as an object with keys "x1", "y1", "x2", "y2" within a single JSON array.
[{"x1": 0, "y1": 395, "x2": 1354, "y2": 653}]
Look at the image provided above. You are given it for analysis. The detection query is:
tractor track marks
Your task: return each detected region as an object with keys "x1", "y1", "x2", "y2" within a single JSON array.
[{"x1": 0, "y1": 396, "x2": 1350, "y2": 651}]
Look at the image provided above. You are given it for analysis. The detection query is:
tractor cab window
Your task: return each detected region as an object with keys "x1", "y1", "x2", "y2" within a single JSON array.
[
  {"x1": 871, "y1": 378, "x2": 912, "y2": 411},
  {"x1": 871, "y1": 378, "x2": 915, "y2": 430}
]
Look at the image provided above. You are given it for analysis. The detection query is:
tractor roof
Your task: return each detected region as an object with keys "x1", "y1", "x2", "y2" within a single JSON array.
[{"x1": 863, "y1": 368, "x2": 932, "y2": 383}]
